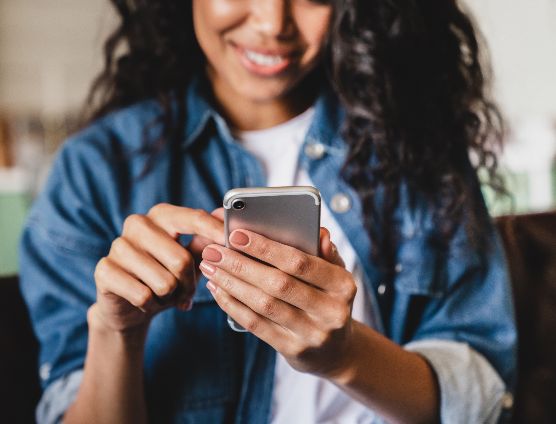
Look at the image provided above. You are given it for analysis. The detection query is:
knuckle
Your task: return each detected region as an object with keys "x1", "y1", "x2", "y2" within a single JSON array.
[
  {"x1": 230, "y1": 257, "x2": 246, "y2": 275},
  {"x1": 221, "y1": 275, "x2": 234, "y2": 292},
  {"x1": 244, "y1": 317, "x2": 260, "y2": 333},
  {"x1": 170, "y1": 253, "x2": 191, "y2": 275},
  {"x1": 345, "y1": 281, "x2": 357, "y2": 303},
  {"x1": 289, "y1": 254, "x2": 312, "y2": 276},
  {"x1": 328, "y1": 308, "x2": 350, "y2": 331},
  {"x1": 310, "y1": 330, "x2": 329, "y2": 349},
  {"x1": 123, "y1": 214, "x2": 147, "y2": 234},
  {"x1": 192, "y1": 209, "x2": 210, "y2": 229},
  {"x1": 148, "y1": 203, "x2": 170, "y2": 218},
  {"x1": 157, "y1": 275, "x2": 178, "y2": 297},
  {"x1": 340, "y1": 279, "x2": 357, "y2": 301},
  {"x1": 94, "y1": 257, "x2": 111, "y2": 281},
  {"x1": 192, "y1": 208, "x2": 209, "y2": 221},
  {"x1": 133, "y1": 288, "x2": 152, "y2": 308},
  {"x1": 272, "y1": 274, "x2": 294, "y2": 298},
  {"x1": 110, "y1": 237, "x2": 128, "y2": 258},
  {"x1": 255, "y1": 239, "x2": 273, "y2": 262},
  {"x1": 259, "y1": 296, "x2": 277, "y2": 317}
]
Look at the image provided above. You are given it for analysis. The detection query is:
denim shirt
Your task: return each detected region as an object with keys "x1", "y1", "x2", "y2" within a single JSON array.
[{"x1": 19, "y1": 78, "x2": 517, "y2": 423}]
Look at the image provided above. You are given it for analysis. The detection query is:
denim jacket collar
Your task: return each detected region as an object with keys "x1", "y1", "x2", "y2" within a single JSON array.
[{"x1": 181, "y1": 75, "x2": 346, "y2": 158}]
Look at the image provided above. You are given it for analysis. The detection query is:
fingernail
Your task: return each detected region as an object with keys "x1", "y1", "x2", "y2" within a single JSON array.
[
  {"x1": 206, "y1": 281, "x2": 218, "y2": 294},
  {"x1": 202, "y1": 247, "x2": 222, "y2": 263},
  {"x1": 230, "y1": 230, "x2": 249, "y2": 246},
  {"x1": 178, "y1": 299, "x2": 193, "y2": 311},
  {"x1": 199, "y1": 261, "x2": 216, "y2": 276}
]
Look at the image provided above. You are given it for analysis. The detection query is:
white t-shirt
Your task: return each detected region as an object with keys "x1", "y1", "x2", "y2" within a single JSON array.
[{"x1": 235, "y1": 108, "x2": 376, "y2": 424}]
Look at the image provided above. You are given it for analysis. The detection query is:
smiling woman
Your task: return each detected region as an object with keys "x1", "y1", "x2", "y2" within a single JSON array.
[{"x1": 19, "y1": 1, "x2": 516, "y2": 424}]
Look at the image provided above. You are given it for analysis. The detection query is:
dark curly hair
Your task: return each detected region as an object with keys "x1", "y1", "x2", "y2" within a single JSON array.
[{"x1": 84, "y1": 0, "x2": 504, "y2": 276}]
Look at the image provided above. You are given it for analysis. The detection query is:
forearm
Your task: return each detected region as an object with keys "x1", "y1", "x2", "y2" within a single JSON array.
[
  {"x1": 63, "y1": 304, "x2": 149, "y2": 424},
  {"x1": 330, "y1": 321, "x2": 440, "y2": 424}
]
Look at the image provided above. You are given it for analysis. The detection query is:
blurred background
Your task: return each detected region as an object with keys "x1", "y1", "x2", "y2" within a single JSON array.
[{"x1": 0, "y1": 0, "x2": 555, "y2": 276}]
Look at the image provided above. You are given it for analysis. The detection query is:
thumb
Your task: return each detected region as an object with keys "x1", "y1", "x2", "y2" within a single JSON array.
[{"x1": 319, "y1": 227, "x2": 345, "y2": 268}]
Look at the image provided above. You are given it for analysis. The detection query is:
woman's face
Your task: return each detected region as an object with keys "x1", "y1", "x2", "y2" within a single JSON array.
[{"x1": 193, "y1": 0, "x2": 332, "y2": 105}]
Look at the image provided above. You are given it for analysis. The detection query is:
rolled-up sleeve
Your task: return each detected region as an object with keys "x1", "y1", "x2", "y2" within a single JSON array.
[
  {"x1": 36, "y1": 370, "x2": 84, "y2": 424},
  {"x1": 18, "y1": 135, "x2": 116, "y2": 419},
  {"x1": 405, "y1": 339, "x2": 508, "y2": 423},
  {"x1": 388, "y1": 180, "x2": 517, "y2": 423}
]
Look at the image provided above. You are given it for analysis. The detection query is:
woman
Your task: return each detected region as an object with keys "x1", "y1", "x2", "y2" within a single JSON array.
[{"x1": 20, "y1": 0, "x2": 516, "y2": 423}]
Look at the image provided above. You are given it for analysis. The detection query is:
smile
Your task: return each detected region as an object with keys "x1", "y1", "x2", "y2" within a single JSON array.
[
  {"x1": 234, "y1": 45, "x2": 296, "y2": 77},
  {"x1": 244, "y1": 49, "x2": 287, "y2": 67}
]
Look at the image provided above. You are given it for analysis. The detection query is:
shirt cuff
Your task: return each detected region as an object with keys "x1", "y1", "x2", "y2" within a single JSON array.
[
  {"x1": 36, "y1": 369, "x2": 83, "y2": 424},
  {"x1": 405, "y1": 339, "x2": 509, "y2": 424}
]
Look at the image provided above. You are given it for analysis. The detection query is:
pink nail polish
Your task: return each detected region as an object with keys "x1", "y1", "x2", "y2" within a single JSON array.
[
  {"x1": 230, "y1": 230, "x2": 249, "y2": 246},
  {"x1": 206, "y1": 281, "x2": 217, "y2": 293},
  {"x1": 200, "y1": 261, "x2": 216, "y2": 275},
  {"x1": 202, "y1": 247, "x2": 222, "y2": 262}
]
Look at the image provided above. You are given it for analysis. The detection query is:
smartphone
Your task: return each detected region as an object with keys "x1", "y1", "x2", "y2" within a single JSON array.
[{"x1": 223, "y1": 186, "x2": 321, "y2": 332}]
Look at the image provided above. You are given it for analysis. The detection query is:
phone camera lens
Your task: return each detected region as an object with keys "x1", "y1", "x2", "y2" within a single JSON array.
[{"x1": 232, "y1": 200, "x2": 245, "y2": 210}]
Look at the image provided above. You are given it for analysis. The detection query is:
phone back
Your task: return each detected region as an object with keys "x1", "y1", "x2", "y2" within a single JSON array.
[{"x1": 224, "y1": 187, "x2": 321, "y2": 256}]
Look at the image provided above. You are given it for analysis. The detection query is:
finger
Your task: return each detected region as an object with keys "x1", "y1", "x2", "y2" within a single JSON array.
[
  {"x1": 199, "y1": 261, "x2": 311, "y2": 333},
  {"x1": 95, "y1": 257, "x2": 156, "y2": 313},
  {"x1": 205, "y1": 280, "x2": 292, "y2": 349},
  {"x1": 201, "y1": 244, "x2": 332, "y2": 315},
  {"x1": 227, "y1": 229, "x2": 344, "y2": 290},
  {"x1": 319, "y1": 228, "x2": 345, "y2": 268},
  {"x1": 109, "y1": 237, "x2": 194, "y2": 307},
  {"x1": 189, "y1": 207, "x2": 226, "y2": 256},
  {"x1": 147, "y1": 204, "x2": 225, "y2": 245},
  {"x1": 122, "y1": 213, "x2": 197, "y2": 284},
  {"x1": 211, "y1": 207, "x2": 225, "y2": 221}
]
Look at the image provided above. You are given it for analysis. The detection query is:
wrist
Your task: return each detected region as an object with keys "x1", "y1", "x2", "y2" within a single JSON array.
[
  {"x1": 324, "y1": 321, "x2": 361, "y2": 386},
  {"x1": 87, "y1": 304, "x2": 150, "y2": 350}
]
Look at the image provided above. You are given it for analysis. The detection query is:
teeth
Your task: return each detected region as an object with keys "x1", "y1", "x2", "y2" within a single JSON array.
[{"x1": 244, "y1": 49, "x2": 286, "y2": 67}]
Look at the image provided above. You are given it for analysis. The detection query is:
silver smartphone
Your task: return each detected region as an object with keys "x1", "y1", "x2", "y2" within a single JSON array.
[{"x1": 223, "y1": 186, "x2": 321, "y2": 332}]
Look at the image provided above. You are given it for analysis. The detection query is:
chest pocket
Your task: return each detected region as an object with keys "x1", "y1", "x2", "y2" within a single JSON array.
[
  {"x1": 394, "y1": 235, "x2": 447, "y2": 298},
  {"x1": 394, "y1": 228, "x2": 483, "y2": 299}
]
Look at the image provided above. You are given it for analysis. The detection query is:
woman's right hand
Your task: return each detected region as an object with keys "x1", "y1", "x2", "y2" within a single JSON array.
[{"x1": 90, "y1": 204, "x2": 225, "y2": 333}]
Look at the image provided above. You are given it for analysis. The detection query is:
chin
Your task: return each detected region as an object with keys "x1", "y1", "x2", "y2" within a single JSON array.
[{"x1": 236, "y1": 80, "x2": 297, "y2": 104}]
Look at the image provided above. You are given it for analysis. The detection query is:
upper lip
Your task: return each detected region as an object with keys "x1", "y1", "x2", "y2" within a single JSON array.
[{"x1": 232, "y1": 42, "x2": 299, "y2": 58}]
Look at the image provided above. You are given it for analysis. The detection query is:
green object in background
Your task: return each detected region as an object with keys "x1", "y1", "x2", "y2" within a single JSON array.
[
  {"x1": 0, "y1": 192, "x2": 30, "y2": 276},
  {"x1": 482, "y1": 167, "x2": 531, "y2": 217}
]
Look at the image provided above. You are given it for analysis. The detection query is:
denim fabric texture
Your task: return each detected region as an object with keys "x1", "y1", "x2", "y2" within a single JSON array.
[{"x1": 19, "y1": 77, "x2": 517, "y2": 423}]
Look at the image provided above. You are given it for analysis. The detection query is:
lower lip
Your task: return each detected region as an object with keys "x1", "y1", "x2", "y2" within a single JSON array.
[{"x1": 234, "y1": 46, "x2": 294, "y2": 77}]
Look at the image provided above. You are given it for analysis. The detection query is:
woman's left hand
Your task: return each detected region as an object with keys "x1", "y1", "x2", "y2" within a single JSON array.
[{"x1": 200, "y1": 227, "x2": 357, "y2": 379}]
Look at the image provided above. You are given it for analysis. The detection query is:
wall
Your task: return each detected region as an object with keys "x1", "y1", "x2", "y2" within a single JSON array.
[{"x1": 0, "y1": 0, "x2": 116, "y2": 117}]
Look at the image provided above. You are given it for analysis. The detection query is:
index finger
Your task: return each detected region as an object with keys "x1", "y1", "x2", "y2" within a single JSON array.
[
  {"x1": 227, "y1": 229, "x2": 344, "y2": 290},
  {"x1": 148, "y1": 204, "x2": 225, "y2": 245}
]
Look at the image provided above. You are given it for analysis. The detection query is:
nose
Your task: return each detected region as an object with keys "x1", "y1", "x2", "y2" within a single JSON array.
[{"x1": 250, "y1": 0, "x2": 294, "y2": 39}]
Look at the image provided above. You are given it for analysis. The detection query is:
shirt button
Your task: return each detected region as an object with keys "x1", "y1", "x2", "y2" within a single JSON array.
[
  {"x1": 377, "y1": 284, "x2": 387, "y2": 296},
  {"x1": 502, "y1": 392, "x2": 514, "y2": 410},
  {"x1": 39, "y1": 363, "x2": 51, "y2": 381},
  {"x1": 304, "y1": 143, "x2": 326, "y2": 160},
  {"x1": 330, "y1": 193, "x2": 351, "y2": 213}
]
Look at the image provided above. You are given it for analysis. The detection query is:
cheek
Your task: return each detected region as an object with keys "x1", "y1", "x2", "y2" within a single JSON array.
[
  {"x1": 193, "y1": 0, "x2": 245, "y2": 55},
  {"x1": 297, "y1": 9, "x2": 332, "y2": 55}
]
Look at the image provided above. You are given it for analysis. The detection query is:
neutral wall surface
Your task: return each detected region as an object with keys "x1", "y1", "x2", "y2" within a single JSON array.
[
  {"x1": 0, "y1": 0, "x2": 116, "y2": 116},
  {"x1": 465, "y1": 0, "x2": 556, "y2": 122},
  {"x1": 1, "y1": 0, "x2": 555, "y2": 122}
]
